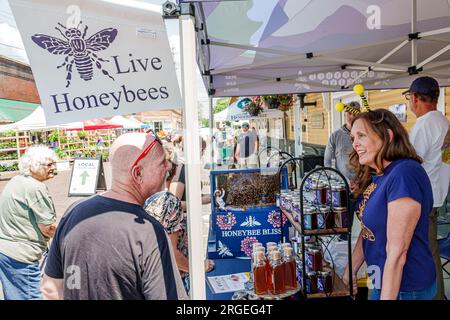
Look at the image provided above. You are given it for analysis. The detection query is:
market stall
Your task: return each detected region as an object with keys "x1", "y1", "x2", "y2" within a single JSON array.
[{"x1": 172, "y1": 0, "x2": 450, "y2": 299}]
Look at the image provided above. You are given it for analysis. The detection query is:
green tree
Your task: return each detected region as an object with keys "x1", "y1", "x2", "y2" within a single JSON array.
[
  {"x1": 200, "y1": 118, "x2": 210, "y2": 128},
  {"x1": 213, "y1": 98, "x2": 230, "y2": 114}
]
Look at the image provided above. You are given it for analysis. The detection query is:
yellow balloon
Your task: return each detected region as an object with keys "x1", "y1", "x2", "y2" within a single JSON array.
[
  {"x1": 353, "y1": 84, "x2": 365, "y2": 96},
  {"x1": 335, "y1": 102, "x2": 346, "y2": 112}
]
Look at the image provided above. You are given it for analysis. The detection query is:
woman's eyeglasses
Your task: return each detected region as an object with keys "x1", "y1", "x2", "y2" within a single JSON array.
[{"x1": 41, "y1": 162, "x2": 56, "y2": 168}]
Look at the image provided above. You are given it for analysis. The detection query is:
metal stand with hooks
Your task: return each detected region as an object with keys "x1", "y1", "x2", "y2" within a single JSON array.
[{"x1": 277, "y1": 159, "x2": 354, "y2": 299}]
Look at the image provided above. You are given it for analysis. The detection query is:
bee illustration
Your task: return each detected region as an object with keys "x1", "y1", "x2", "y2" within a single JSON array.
[
  {"x1": 32, "y1": 21, "x2": 118, "y2": 88},
  {"x1": 218, "y1": 241, "x2": 233, "y2": 257},
  {"x1": 240, "y1": 216, "x2": 261, "y2": 227}
]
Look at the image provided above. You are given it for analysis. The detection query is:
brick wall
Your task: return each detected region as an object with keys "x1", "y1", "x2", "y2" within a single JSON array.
[{"x1": 0, "y1": 57, "x2": 40, "y2": 103}]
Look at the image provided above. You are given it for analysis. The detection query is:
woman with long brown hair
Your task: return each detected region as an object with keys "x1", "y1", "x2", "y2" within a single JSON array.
[{"x1": 342, "y1": 109, "x2": 436, "y2": 300}]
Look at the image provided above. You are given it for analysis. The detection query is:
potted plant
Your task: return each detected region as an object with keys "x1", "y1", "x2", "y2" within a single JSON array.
[
  {"x1": 77, "y1": 131, "x2": 87, "y2": 140},
  {"x1": 243, "y1": 97, "x2": 264, "y2": 117},
  {"x1": 258, "y1": 94, "x2": 295, "y2": 112},
  {"x1": 54, "y1": 147, "x2": 70, "y2": 171}
]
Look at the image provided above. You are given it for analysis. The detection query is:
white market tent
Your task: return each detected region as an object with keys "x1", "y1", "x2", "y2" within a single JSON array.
[
  {"x1": 0, "y1": 106, "x2": 83, "y2": 132},
  {"x1": 5, "y1": 0, "x2": 450, "y2": 300},
  {"x1": 181, "y1": 0, "x2": 450, "y2": 96},
  {"x1": 109, "y1": 115, "x2": 145, "y2": 129},
  {"x1": 214, "y1": 97, "x2": 284, "y2": 121},
  {"x1": 172, "y1": 0, "x2": 450, "y2": 299}
]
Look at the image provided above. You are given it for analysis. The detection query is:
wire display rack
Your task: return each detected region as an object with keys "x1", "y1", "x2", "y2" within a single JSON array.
[{"x1": 277, "y1": 158, "x2": 354, "y2": 299}]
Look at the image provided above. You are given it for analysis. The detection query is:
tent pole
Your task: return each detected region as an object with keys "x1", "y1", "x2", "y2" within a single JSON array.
[
  {"x1": 179, "y1": 9, "x2": 206, "y2": 300},
  {"x1": 293, "y1": 96, "x2": 302, "y2": 156},
  {"x1": 209, "y1": 36, "x2": 407, "y2": 76},
  {"x1": 420, "y1": 26, "x2": 450, "y2": 38},
  {"x1": 209, "y1": 96, "x2": 214, "y2": 170},
  {"x1": 57, "y1": 128, "x2": 61, "y2": 149},
  {"x1": 411, "y1": 0, "x2": 418, "y2": 66},
  {"x1": 416, "y1": 44, "x2": 450, "y2": 69},
  {"x1": 346, "y1": 39, "x2": 410, "y2": 86}
]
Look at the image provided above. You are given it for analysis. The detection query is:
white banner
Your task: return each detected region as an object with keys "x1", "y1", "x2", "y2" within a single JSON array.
[{"x1": 9, "y1": 0, "x2": 182, "y2": 125}]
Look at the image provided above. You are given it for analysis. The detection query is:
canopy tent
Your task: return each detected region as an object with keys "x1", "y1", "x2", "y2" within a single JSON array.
[
  {"x1": 0, "y1": 99, "x2": 39, "y2": 123},
  {"x1": 74, "y1": 119, "x2": 123, "y2": 131},
  {"x1": 179, "y1": 0, "x2": 450, "y2": 96},
  {"x1": 214, "y1": 97, "x2": 284, "y2": 121},
  {"x1": 0, "y1": 106, "x2": 83, "y2": 132},
  {"x1": 109, "y1": 115, "x2": 145, "y2": 129},
  {"x1": 171, "y1": 0, "x2": 450, "y2": 299}
]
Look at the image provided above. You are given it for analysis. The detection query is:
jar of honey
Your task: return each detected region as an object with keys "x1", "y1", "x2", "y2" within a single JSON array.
[
  {"x1": 303, "y1": 207, "x2": 318, "y2": 230},
  {"x1": 311, "y1": 183, "x2": 327, "y2": 205},
  {"x1": 282, "y1": 247, "x2": 297, "y2": 290},
  {"x1": 318, "y1": 270, "x2": 333, "y2": 294},
  {"x1": 270, "y1": 251, "x2": 286, "y2": 295},
  {"x1": 334, "y1": 207, "x2": 349, "y2": 228},
  {"x1": 306, "y1": 271, "x2": 318, "y2": 294},
  {"x1": 306, "y1": 247, "x2": 323, "y2": 272},
  {"x1": 327, "y1": 184, "x2": 347, "y2": 207},
  {"x1": 252, "y1": 251, "x2": 268, "y2": 295},
  {"x1": 319, "y1": 205, "x2": 334, "y2": 229}
]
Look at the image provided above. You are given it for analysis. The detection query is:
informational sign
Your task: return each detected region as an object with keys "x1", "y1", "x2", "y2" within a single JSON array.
[
  {"x1": 310, "y1": 112, "x2": 324, "y2": 128},
  {"x1": 206, "y1": 273, "x2": 251, "y2": 294},
  {"x1": 68, "y1": 157, "x2": 106, "y2": 196},
  {"x1": 210, "y1": 207, "x2": 289, "y2": 259},
  {"x1": 389, "y1": 103, "x2": 407, "y2": 122},
  {"x1": 9, "y1": 0, "x2": 181, "y2": 126}
]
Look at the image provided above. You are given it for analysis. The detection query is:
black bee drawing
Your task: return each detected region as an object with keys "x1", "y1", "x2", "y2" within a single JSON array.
[{"x1": 32, "y1": 21, "x2": 118, "y2": 87}]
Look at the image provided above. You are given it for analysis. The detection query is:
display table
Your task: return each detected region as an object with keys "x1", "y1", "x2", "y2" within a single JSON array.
[{"x1": 205, "y1": 258, "x2": 251, "y2": 300}]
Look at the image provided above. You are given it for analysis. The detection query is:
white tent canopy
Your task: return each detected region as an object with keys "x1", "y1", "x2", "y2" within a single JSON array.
[
  {"x1": 214, "y1": 97, "x2": 284, "y2": 122},
  {"x1": 109, "y1": 115, "x2": 145, "y2": 129},
  {"x1": 0, "y1": 106, "x2": 83, "y2": 132},
  {"x1": 183, "y1": 0, "x2": 450, "y2": 96}
]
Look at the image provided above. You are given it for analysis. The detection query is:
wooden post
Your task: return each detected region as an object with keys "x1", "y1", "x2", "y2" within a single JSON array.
[{"x1": 16, "y1": 131, "x2": 20, "y2": 159}]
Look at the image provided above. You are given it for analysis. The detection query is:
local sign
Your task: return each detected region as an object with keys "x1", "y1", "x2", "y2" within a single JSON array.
[{"x1": 68, "y1": 157, "x2": 106, "y2": 196}]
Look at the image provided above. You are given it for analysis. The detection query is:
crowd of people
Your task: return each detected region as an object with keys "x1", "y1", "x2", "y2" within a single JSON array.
[
  {"x1": 213, "y1": 121, "x2": 260, "y2": 168},
  {"x1": 0, "y1": 77, "x2": 448, "y2": 300}
]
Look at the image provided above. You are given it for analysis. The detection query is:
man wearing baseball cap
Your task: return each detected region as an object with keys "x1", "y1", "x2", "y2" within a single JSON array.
[
  {"x1": 404, "y1": 76, "x2": 450, "y2": 300},
  {"x1": 325, "y1": 101, "x2": 360, "y2": 182}
]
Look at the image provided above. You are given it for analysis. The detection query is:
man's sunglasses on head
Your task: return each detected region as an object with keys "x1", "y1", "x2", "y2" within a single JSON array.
[{"x1": 132, "y1": 131, "x2": 162, "y2": 168}]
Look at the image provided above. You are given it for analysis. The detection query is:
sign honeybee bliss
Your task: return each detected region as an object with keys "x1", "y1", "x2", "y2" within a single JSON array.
[{"x1": 9, "y1": 0, "x2": 181, "y2": 125}]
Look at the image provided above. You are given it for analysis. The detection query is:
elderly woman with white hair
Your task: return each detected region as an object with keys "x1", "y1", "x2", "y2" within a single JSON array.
[{"x1": 0, "y1": 145, "x2": 57, "y2": 300}]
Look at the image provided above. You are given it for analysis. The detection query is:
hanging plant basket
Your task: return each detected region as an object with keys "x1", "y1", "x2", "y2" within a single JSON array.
[
  {"x1": 244, "y1": 99, "x2": 264, "y2": 117},
  {"x1": 265, "y1": 98, "x2": 279, "y2": 109},
  {"x1": 254, "y1": 94, "x2": 295, "y2": 112}
]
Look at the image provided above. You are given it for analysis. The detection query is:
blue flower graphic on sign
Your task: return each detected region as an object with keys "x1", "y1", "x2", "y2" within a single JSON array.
[
  {"x1": 31, "y1": 21, "x2": 118, "y2": 88},
  {"x1": 216, "y1": 213, "x2": 237, "y2": 230},
  {"x1": 267, "y1": 210, "x2": 287, "y2": 228}
]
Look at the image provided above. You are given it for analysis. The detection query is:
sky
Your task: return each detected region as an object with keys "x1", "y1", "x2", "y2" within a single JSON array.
[{"x1": 0, "y1": 0, "x2": 210, "y2": 117}]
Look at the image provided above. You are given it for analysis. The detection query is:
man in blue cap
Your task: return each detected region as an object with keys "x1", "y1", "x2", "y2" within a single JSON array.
[{"x1": 404, "y1": 76, "x2": 450, "y2": 300}]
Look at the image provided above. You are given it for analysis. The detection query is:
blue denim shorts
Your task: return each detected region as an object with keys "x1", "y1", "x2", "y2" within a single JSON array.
[
  {"x1": 369, "y1": 281, "x2": 437, "y2": 300},
  {"x1": 0, "y1": 252, "x2": 42, "y2": 300}
]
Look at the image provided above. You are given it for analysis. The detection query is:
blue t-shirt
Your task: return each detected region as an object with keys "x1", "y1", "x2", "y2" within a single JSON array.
[{"x1": 356, "y1": 159, "x2": 435, "y2": 292}]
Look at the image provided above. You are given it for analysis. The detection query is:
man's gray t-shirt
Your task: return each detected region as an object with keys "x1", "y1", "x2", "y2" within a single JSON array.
[
  {"x1": 44, "y1": 195, "x2": 187, "y2": 300},
  {"x1": 324, "y1": 125, "x2": 356, "y2": 181},
  {"x1": 237, "y1": 130, "x2": 257, "y2": 158},
  {"x1": 0, "y1": 175, "x2": 56, "y2": 264}
]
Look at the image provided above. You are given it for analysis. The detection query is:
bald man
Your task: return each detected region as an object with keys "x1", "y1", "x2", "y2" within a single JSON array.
[{"x1": 41, "y1": 133, "x2": 188, "y2": 300}]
